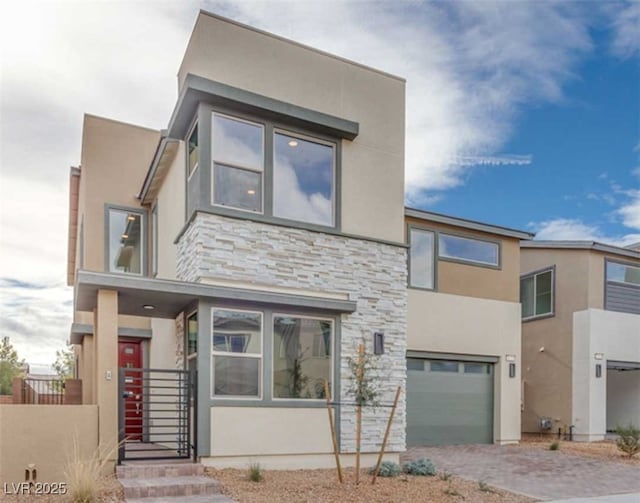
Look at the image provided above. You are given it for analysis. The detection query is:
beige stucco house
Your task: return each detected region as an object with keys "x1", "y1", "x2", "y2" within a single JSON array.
[
  {"x1": 520, "y1": 241, "x2": 640, "y2": 441},
  {"x1": 60, "y1": 10, "x2": 532, "y2": 473}
]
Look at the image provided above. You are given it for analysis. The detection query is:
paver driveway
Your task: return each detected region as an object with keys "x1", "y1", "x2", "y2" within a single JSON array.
[{"x1": 402, "y1": 445, "x2": 640, "y2": 501}]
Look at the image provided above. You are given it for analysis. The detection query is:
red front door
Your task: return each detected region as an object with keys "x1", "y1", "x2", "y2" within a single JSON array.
[{"x1": 118, "y1": 340, "x2": 143, "y2": 441}]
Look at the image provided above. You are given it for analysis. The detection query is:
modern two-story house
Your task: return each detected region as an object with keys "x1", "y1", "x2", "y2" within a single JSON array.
[
  {"x1": 65, "y1": 10, "x2": 529, "y2": 472},
  {"x1": 69, "y1": 11, "x2": 407, "y2": 469},
  {"x1": 520, "y1": 241, "x2": 640, "y2": 441}
]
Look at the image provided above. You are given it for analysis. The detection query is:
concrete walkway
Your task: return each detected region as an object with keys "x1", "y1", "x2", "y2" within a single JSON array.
[
  {"x1": 402, "y1": 445, "x2": 640, "y2": 501},
  {"x1": 548, "y1": 494, "x2": 640, "y2": 503}
]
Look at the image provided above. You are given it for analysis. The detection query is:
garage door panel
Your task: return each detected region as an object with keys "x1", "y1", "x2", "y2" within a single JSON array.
[{"x1": 406, "y1": 359, "x2": 494, "y2": 446}]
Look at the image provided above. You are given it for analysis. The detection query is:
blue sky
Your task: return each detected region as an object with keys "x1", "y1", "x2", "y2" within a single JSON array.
[{"x1": 0, "y1": 1, "x2": 638, "y2": 364}]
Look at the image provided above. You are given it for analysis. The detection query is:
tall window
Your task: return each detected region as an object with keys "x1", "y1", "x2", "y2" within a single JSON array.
[
  {"x1": 439, "y1": 233, "x2": 499, "y2": 267},
  {"x1": 209, "y1": 111, "x2": 336, "y2": 227},
  {"x1": 107, "y1": 208, "x2": 143, "y2": 274},
  {"x1": 521, "y1": 268, "x2": 553, "y2": 320},
  {"x1": 273, "y1": 315, "x2": 332, "y2": 399},
  {"x1": 212, "y1": 114, "x2": 264, "y2": 212},
  {"x1": 188, "y1": 123, "x2": 199, "y2": 177},
  {"x1": 211, "y1": 309, "x2": 262, "y2": 398},
  {"x1": 273, "y1": 132, "x2": 334, "y2": 226},
  {"x1": 409, "y1": 228, "x2": 435, "y2": 289}
]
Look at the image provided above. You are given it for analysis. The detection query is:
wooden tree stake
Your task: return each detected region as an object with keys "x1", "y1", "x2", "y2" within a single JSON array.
[
  {"x1": 371, "y1": 385, "x2": 402, "y2": 485},
  {"x1": 324, "y1": 379, "x2": 343, "y2": 483},
  {"x1": 355, "y1": 343, "x2": 364, "y2": 485}
]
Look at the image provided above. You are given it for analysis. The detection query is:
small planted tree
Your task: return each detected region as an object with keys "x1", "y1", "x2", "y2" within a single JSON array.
[
  {"x1": 616, "y1": 424, "x2": 640, "y2": 458},
  {"x1": 346, "y1": 343, "x2": 380, "y2": 484},
  {"x1": 53, "y1": 344, "x2": 75, "y2": 380}
]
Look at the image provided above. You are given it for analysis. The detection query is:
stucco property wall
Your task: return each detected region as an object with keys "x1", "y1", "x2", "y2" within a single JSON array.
[
  {"x1": 0, "y1": 405, "x2": 98, "y2": 484},
  {"x1": 177, "y1": 212, "x2": 407, "y2": 455}
]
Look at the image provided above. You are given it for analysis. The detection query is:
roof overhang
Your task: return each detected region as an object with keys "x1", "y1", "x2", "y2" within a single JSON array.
[
  {"x1": 70, "y1": 323, "x2": 152, "y2": 345},
  {"x1": 74, "y1": 270, "x2": 357, "y2": 320},
  {"x1": 405, "y1": 207, "x2": 535, "y2": 240},
  {"x1": 521, "y1": 241, "x2": 640, "y2": 260},
  {"x1": 167, "y1": 74, "x2": 360, "y2": 141},
  {"x1": 138, "y1": 134, "x2": 179, "y2": 204}
]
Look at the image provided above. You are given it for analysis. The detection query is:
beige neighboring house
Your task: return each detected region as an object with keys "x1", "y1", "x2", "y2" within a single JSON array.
[
  {"x1": 405, "y1": 209, "x2": 532, "y2": 446},
  {"x1": 520, "y1": 241, "x2": 640, "y2": 441}
]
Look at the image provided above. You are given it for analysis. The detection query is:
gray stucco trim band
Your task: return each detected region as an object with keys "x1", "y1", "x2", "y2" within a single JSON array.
[
  {"x1": 407, "y1": 350, "x2": 500, "y2": 363},
  {"x1": 167, "y1": 74, "x2": 359, "y2": 141},
  {"x1": 69, "y1": 323, "x2": 153, "y2": 345}
]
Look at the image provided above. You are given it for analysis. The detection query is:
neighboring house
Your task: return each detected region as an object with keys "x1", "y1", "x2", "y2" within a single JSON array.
[
  {"x1": 520, "y1": 241, "x2": 640, "y2": 441},
  {"x1": 405, "y1": 209, "x2": 532, "y2": 446},
  {"x1": 68, "y1": 11, "x2": 406, "y2": 469}
]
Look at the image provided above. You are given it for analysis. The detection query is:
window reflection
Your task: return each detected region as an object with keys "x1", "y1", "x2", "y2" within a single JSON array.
[{"x1": 273, "y1": 133, "x2": 334, "y2": 226}]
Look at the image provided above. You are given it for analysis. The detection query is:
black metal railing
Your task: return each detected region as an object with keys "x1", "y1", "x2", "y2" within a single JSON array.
[
  {"x1": 22, "y1": 378, "x2": 65, "y2": 404},
  {"x1": 118, "y1": 368, "x2": 196, "y2": 463}
]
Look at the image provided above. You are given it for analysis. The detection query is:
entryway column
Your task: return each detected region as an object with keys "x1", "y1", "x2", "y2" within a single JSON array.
[{"x1": 94, "y1": 289, "x2": 119, "y2": 465}]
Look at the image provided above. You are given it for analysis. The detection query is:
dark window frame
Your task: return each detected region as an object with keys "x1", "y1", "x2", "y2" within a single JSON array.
[{"x1": 520, "y1": 265, "x2": 556, "y2": 322}]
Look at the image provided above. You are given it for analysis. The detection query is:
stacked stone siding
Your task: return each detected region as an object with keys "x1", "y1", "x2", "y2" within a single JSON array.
[{"x1": 177, "y1": 212, "x2": 407, "y2": 453}]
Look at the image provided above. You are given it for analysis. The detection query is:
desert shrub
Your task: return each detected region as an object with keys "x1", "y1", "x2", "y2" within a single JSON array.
[
  {"x1": 64, "y1": 438, "x2": 115, "y2": 503},
  {"x1": 370, "y1": 461, "x2": 401, "y2": 478},
  {"x1": 402, "y1": 458, "x2": 436, "y2": 476},
  {"x1": 616, "y1": 424, "x2": 640, "y2": 458},
  {"x1": 439, "y1": 471, "x2": 452, "y2": 481},
  {"x1": 248, "y1": 462, "x2": 263, "y2": 482},
  {"x1": 549, "y1": 441, "x2": 560, "y2": 451},
  {"x1": 478, "y1": 480, "x2": 495, "y2": 493}
]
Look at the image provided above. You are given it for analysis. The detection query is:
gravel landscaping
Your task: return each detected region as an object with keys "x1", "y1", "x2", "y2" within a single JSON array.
[
  {"x1": 206, "y1": 467, "x2": 536, "y2": 502},
  {"x1": 519, "y1": 434, "x2": 640, "y2": 466}
]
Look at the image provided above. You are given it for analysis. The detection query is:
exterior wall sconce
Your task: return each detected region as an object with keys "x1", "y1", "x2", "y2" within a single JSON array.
[
  {"x1": 373, "y1": 331, "x2": 384, "y2": 355},
  {"x1": 594, "y1": 353, "x2": 604, "y2": 360},
  {"x1": 595, "y1": 364, "x2": 602, "y2": 378},
  {"x1": 509, "y1": 363, "x2": 516, "y2": 378},
  {"x1": 505, "y1": 354, "x2": 516, "y2": 362}
]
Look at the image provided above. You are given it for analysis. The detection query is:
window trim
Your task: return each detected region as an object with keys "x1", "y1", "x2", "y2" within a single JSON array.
[
  {"x1": 272, "y1": 312, "x2": 334, "y2": 402},
  {"x1": 521, "y1": 265, "x2": 556, "y2": 322},
  {"x1": 438, "y1": 232, "x2": 501, "y2": 269},
  {"x1": 408, "y1": 225, "x2": 436, "y2": 291},
  {"x1": 104, "y1": 204, "x2": 147, "y2": 276},
  {"x1": 211, "y1": 307, "x2": 264, "y2": 400}
]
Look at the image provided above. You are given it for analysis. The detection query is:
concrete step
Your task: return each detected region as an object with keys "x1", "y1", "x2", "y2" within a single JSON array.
[
  {"x1": 127, "y1": 495, "x2": 234, "y2": 503},
  {"x1": 116, "y1": 462, "x2": 204, "y2": 479},
  {"x1": 119, "y1": 475, "x2": 220, "y2": 499}
]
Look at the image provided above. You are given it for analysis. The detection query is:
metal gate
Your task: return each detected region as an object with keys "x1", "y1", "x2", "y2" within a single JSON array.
[{"x1": 118, "y1": 368, "x2": 197, "y2": 463}]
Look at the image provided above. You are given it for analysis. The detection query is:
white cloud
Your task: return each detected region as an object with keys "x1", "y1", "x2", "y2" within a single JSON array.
[
  {"x1": 617, "y1": 189, "x2": 640, "y2": 230},
  {"x1": 609, "y1": 1, "x2": 640, "y2": 58},
  {"x1": 532, "y1": 218, "x2": 640, "y2": 247}
]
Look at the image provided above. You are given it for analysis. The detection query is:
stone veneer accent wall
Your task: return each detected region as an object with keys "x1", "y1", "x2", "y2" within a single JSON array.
[
  {"x1": 177, "y1": 212, "x2": 407, "y2": 453},
  {"x1": 175, "y1": 312, "x2": 184, "y2": 369}
]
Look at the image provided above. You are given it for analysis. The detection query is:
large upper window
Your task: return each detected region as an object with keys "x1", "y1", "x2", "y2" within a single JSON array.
[
  {"x1": 212, "y1": 114, "x2": 264, "y2": 212},
  {"x1": 521, "y1": 268, "x2": 553, "y2": 320},
  {"x1": 273, "y1": 132, "x2": 334, "y2": 226},
  {"x1": 409, "y1": 228, "x2": 435, "y2": 289},
  {"x1": 209, "y1": 111, "x2": 336, "y2": 227},
  {"x1": 211, "y1": 309, "x2": 262, "y2": 398},
  {"x1": 438, "y1": 233, "x2": 499, "y2": 267},
  {"x1": 273, "y1": 315, "x2": 332, "y2": 400},
  {"x1": 606, "y1": 261, "x2": 640, "y2": 286},
  {"x1": 107, "y1": 208, "x2": 143, "y2": 275}
]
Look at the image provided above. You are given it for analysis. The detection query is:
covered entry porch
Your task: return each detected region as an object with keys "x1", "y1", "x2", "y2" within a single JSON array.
[{"x1": 73, "y1": 270, "x2": 355, "y2": 466}]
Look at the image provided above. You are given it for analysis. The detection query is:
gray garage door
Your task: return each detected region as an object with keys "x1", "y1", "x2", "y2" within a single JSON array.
[{"x1": 406, "y1": 358, "x2": 494, "y2": 446}]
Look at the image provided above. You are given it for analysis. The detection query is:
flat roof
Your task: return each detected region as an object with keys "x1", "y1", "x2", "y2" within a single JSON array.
[
  {"x1": 405, "y1": 207, "x2": 535, "y2": 240},
  {"x1": 521, "y1": 240, "x2": 640, "y2": 260}
]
